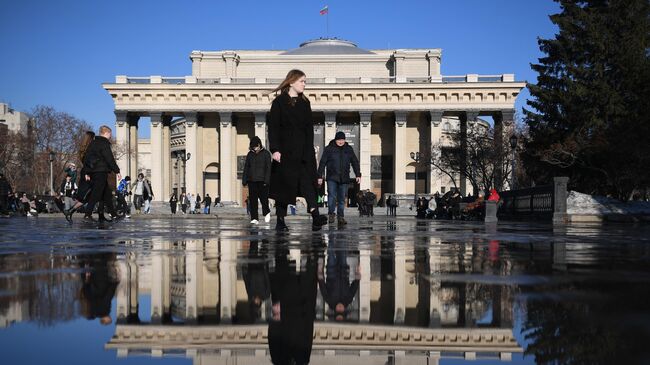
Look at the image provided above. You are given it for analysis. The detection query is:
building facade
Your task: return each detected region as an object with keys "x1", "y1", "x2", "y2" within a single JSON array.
[
  {"x1": 103, "y1": 39, "x2": 525, "y2": 205},
  {"x1": 0, "y1": 103, "x2": 32, "y2": 136}
]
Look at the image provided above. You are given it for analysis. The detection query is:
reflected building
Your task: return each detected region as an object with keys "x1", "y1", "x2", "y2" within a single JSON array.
[{"x1": 106, "y1": 234, "x2": 522, "y2": 363}]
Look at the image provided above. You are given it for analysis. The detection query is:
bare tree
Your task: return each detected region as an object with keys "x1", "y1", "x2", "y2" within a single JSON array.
[{"x1": 430, "y1": 123, "x2": 516, "y2": 195}]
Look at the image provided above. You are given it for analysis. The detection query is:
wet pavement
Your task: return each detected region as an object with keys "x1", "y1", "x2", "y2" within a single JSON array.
[{"x1": 1, "y1": 216, "x2": 650, "y2": 364}]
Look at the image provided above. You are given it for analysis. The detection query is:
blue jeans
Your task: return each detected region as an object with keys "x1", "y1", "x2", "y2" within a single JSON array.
[{"x1": 327, "y1": 180, "x2": 348, "y2": 216}]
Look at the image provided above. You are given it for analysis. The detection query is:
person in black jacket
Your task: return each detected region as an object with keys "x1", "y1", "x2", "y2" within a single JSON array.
[
  {"x1": 317, "y1": 131, "x2": 361, "y2": 225},
  {"x1": 268, "y1": 69, "x2": 328, "y2": 232},
  {"x1": 0, "y1": 172, "x2": 13, "y2": 217},
  {"x1": 82, "y1": 125, "x2": 121, "y2": 222},
  {"x1": 243, "y1": 136, "x2": 272, "y2": 224}
]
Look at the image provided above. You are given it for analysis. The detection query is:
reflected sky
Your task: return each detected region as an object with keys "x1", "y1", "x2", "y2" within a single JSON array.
[{"x1": 1, "y1": 217, "x2": 649, "y2": 364}]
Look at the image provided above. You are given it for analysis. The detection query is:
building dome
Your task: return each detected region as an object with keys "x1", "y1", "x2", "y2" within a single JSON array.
[{"x1": 281, "y1": 38, "x2": 375, "y2": 55}]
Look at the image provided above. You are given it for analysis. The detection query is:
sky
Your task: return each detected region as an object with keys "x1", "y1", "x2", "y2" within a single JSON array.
[{"x1": 0, "y1": 0, "x2": 560, "y2": 137}]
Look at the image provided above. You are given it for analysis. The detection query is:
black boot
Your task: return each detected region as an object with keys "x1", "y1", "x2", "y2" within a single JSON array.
[
  {"x1": 275, "y1": 216, "x2": 289, "y2": 232},
  {"x1": 64, "y1": 206, "x2": 77, "y2": 223},
  {"x1": 311, "y1": 208, "x2": 328, "y2": 231},
  {"x1": 275, "y1": 205, "x2": 289, "y2": 232}
]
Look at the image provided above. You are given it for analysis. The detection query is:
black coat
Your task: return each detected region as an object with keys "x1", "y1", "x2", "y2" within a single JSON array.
[
  {"x1": 243, "y1": 148, "x2": 272, "y2": 185},
  {"x1": 83, "y1": 136, "x2": 120, "y2": 174},
  {"x1": 268, "y1": 92, "x2": 318, "y2": 205},
  {"x1": 317, "y1": 140, "x2": 361, "y2": 183},
  {"x1": 0, "y1": 176, "x2": 12, "y2": 196}
]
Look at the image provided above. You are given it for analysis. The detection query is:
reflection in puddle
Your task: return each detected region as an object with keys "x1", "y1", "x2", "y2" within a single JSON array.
[{"x1": 1, "y1": 219, "x2": 650, "y2": 364}]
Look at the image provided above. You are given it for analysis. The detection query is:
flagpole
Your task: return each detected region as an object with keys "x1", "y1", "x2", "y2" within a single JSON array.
[{"x1": 327, "y1": 11, "x2": 329, "y2": 38}]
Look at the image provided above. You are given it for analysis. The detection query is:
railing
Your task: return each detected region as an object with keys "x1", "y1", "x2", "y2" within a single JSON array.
[
  {"x1": 161, "y1": 77, "x2": 185, "y2": 84},
  {"x1": 115, "y1": 74, "x2": 516, "y2": 85},
  {"x1": 497, "y1": 177, "x2": 568, "y2": 223}
]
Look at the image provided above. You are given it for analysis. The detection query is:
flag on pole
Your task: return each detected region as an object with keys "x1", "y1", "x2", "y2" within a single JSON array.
[{"x1": 320, "y1": 5, "x2": 329, "y2": 15}]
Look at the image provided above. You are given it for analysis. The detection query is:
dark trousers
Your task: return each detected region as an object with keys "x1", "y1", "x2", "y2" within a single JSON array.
[
  {"x1": 326, "y1": 180, "x2": 348, "y2": 217},
  {"x1": 171, "y1": 202, "x2": 177, "y2": 214},
  {"x1": 116, "y1": 193, "x2": 130, "y2": 215},
  {"x1": 86, "y1": 172, "x2": 115, "y2": 216},
  {"x1": 0, "y1": 196, "x2": 7, "y2": 214},
  {"x1": 181, "y1": 203, "x2": 187, "y2": 213},
  {"x1": 248, "y1": 181, "x2": 270, "y2": 220},
  {"x1": 275, "y1": 169, "x2": 318, "y2": 218}
]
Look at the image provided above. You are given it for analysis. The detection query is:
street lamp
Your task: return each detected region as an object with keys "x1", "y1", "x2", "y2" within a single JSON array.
[
  {"x1": 48, "y1": 151, "x2": 56, "y2": 196},
  {"x1": 176, "y1": 151, "x2": 191, "y2": 193},
  {"x1": 509, "y1": 134, "x2": 518, "y2": 190},
  {"x1": 410, "y1": 151, "x2": 421, "y2": 163}
]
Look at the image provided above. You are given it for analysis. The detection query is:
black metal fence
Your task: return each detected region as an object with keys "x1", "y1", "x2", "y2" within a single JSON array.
[{"x1": 497, "y1": 177, "x2": 568, "y2": 223}]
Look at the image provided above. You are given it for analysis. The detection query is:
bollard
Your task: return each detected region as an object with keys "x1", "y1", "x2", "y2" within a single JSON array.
[{"x1": 484, "y1": 201, "x2": 498, "y2": 223}]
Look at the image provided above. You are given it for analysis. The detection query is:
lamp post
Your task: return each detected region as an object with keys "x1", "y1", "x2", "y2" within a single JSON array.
[
  {"x1": 48, "y1": 151, "x2": 56, "y2": 196},
  {"x1": 509, "y1": 134, "x2": 518, "y2": 190},
  {"x1": 176, "y1": 151, "x2": 191, "y2": 194}
]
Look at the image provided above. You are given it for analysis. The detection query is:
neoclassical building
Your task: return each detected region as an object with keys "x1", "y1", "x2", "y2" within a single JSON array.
[{"x1": 103, "y1": 39, "x2": 525, "y2": 205}]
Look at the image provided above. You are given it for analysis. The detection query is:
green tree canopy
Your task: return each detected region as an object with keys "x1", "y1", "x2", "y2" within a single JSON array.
[{"x1": 524, "y1": 0, "x2": 650, "y2": 200}]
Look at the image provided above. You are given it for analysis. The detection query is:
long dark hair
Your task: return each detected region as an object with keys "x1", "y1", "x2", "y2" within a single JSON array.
[
  {"x1": 78, "y1": 131, "x2": 95, "y2": 164},
  {"x1": 269, "y1": 69, "x2": 309, "y2": 103}
]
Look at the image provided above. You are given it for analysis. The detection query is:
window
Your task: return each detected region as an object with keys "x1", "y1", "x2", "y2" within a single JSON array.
[{"x1": 441, "y1": 186, "x2": 446, "y2": 193}]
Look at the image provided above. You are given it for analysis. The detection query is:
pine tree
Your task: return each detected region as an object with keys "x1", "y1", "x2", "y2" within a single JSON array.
[{"x1": 524, "y1": 0, "x2": 650, "y2": 200}]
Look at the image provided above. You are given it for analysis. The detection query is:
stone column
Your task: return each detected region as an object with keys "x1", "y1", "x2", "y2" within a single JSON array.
[
  {"x1": 115, "y1": 111, "x2": 130, "y2": 177},
  {"x1": 185, "y1": 239, "x2": 203, "y2": 324},
  {"x1": 128, "y1": 115, "x2": 140, "y2": 180},
  {"x1": 219, "y1": 112, "x2": 234, "y2": 203},
  {"x1": 394, "y1": 250, "x2": 406, "y2": 324},
  {"x1": 184, "y1": 112, "x2": 199, "y2": 195},
  {"x1": 359, "y1": 111, "x2": 372, "y2": 191},
  {"x1": 428, "y1": 241, "x2": 442, "y2": 327},
  {"x1": 459, "y1": 111, "x2": 479, "y2": 196},
  {"x1": 359, "y1": 248, "x2": 371, "y2": 322},
  {"x1": 254, "y1": 112, "x2": 267, "y2": 148},
  {"x1": 394, "y1": 111, "x2": 408, "y2": 194},
  {"x1": 150, "y1": 113, "x2": 164, "y2": 201},
  {"x1": 324, "y1": 112, "x2": 337, "y2": 143},
  {"x1": 553, "y1": 176, "x2": 569, "y2": 224},
  {"x1": 162, "y1": 116, "x2": 172, "y2": 200},
  {"x1": 219, "y1": 238, "x2": 236, "y2": 323},
  {"x1": 151, "y1": 239, "x2": 171, "y2": 324},
  {"x1": 116, "y1": 250, "x2": 139, "y2": 324},
  {"x1": 429, "y1": 111, "x2": 443, "y2": 194}
]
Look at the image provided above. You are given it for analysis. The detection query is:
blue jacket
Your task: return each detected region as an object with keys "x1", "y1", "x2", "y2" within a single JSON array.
[{"x1": 317, "y1": 140, "x2": 361, "y2": 183}]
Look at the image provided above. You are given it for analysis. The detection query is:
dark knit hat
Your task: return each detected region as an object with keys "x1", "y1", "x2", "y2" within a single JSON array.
[
  {"x1": 335, "y1": 131, "x2": 346, "y2": 140},
  {"x1": 249, "y1": 136, "x2": 263, "y2": 149}
]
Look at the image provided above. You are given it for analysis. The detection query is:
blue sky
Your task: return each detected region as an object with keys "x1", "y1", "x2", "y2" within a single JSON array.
[{"x1": 0, "y1": 0, "x2": 560, "y2": 135}]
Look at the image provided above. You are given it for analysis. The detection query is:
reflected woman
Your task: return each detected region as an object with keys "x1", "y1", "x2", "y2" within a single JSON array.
[{"x1": 268, "y1": 70, "x2": 328, "y2": 231}]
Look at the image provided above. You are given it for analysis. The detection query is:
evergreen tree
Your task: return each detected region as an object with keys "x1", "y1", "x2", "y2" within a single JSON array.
[{"x1": 524, "y1": 0, "x2": 650, "y2": 200}]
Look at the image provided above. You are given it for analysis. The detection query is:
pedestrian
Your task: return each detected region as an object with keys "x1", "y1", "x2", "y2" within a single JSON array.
[
  {"x1": 203, "y1": 194, "x2": 211, "y2": 214},
  {"x1": 0, "y1": 172, "x2": 14, "y2": 217},
  {"x1": 267, "y1": 69, "x2": 327, "y2": 231},
  {"x1": 59, "y1": 175, "x2": 78, "y2": 212},
  {"x1": 63, "y1": 131, "x2": 95, "y2": 222},
  {"x1": 189, "y1": 193, "x2": 195, "y2": 214},
  {"x1": 214, "y1": 195, "x2": 221, "y2": 208},
  {"x1": 169, "y1": 192, "x2": 178, "y2": 214},
  {"x1": 317, "y1": 131, "x2": 361, "y2": 226},
  {"x1": 242, "y1": 136, "x2": 272, "y2": 224},
  {"x1": 142, "y1": 176, "x2": 153, "y2": 214},
  {"x1": 132, "y1": 173, "x2": 148, "y2": 214},
  {"x1": 81, "y1": 125, "x2": 121, "y2": 222},
  {"x1": 116, "y1": 175, "x2": 132, "y2": 218},
  {"x1": 180, "y1": 192, "x2": 188, "y2": 214},
  {"x1": 195, "y1": 194, "x2": 201, "y2": 214},
  {"x1": 64, "y1": 162, "x2": 78, "y2": 183}
]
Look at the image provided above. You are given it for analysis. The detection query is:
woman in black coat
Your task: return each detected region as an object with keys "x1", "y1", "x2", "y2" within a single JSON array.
[{"x1": 268, "y1": 69, "x2": 328, "y2": 231}]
